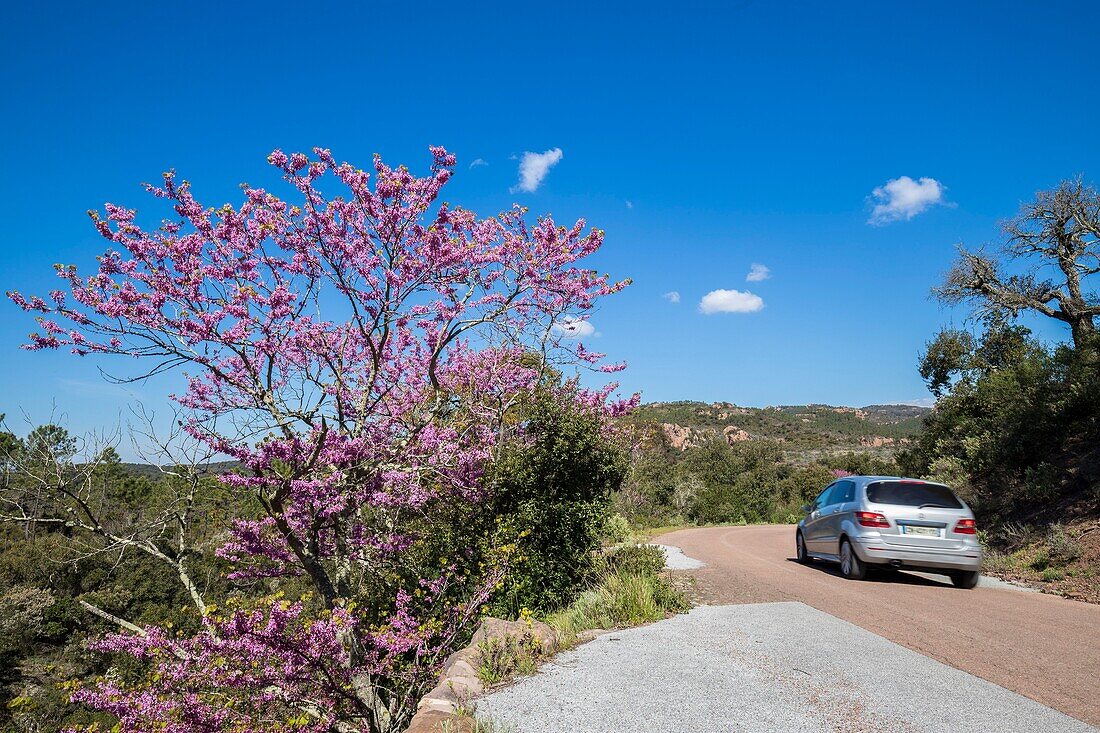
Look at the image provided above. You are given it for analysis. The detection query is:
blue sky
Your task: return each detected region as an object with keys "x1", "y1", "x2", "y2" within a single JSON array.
[{"x1": 2, "y1": 1, "x2": 1098, "y2": 447}]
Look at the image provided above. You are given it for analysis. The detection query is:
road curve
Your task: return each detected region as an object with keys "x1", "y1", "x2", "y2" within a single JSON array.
[{"x1": 657, "y1": 524, "x2": 1100, "y2": 727}]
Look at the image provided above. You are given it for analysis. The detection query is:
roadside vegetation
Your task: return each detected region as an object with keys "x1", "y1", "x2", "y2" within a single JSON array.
[
  {"x1": 1, "y1": 151, "x2": 1096, "y2": 733},
  {"x1": 616, "y1": 431, "x2": 899, "y2": 527},
  {"x1": 898, "y1": 179, "x2": 1100, "y2": 599},
  {"x1": 981, "y1": 523, "x2": 1099, "y2": 601},
  {"x1": 473, "y1": 543, "x2": 686, "y2": 690},
  {"x1": 0, "y1": 378, "x2": 674, "y2": 732},
  {"x1": 544, "y1": 545, "x2": 687, "y2": 648},
  {"x1": 0, "y1": 146, "x2": 643, "y2": 733}
]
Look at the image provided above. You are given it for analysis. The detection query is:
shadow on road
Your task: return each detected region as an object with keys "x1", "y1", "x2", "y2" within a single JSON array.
[{"x1": 785, "y1": 557, "x2": 954, "y2": 587}]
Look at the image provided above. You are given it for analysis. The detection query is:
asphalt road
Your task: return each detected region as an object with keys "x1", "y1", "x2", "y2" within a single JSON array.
[
  {"x1": 657, "y1": 524, "x2": 1100, "y2": 727},
  {"x1": 479, "y1": 603, "x2": 1095, "y2": 733}
]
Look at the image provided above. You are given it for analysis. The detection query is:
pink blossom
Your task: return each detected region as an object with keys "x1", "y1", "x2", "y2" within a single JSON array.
[{"x1": 15, "y1": 146, "x2": 630, "y2": 733}]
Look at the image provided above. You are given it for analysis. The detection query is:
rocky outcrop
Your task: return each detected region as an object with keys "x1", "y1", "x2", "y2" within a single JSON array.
[
  {"x1": 661, "y1": 423, "x2": 696, "y2": 451},
  {"x1": 723, "y1": 426, "x2": 752, "y2": 444}
]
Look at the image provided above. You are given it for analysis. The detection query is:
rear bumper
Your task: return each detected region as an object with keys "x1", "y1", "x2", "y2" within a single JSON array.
[{"x1": 851, "y1": 536, "x2": 982, "y2": 572}]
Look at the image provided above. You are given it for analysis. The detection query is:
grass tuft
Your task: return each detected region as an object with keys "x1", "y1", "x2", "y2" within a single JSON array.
[
  {"x1": 476, "y1": 631, "x2": 543, "y2": 686},
  {"x1": 545, "y1": 565, "x2": 688, "y2": 647}
]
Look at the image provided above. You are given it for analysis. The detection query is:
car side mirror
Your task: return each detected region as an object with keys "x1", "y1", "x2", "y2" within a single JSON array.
[{"x1": 800, "y1": 504, "x2": 812, "y2": 514}]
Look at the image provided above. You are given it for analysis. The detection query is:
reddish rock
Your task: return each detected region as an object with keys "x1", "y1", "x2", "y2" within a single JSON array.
[{"x1": 724, "y1": 426, "x2": 752, "y2": 444}]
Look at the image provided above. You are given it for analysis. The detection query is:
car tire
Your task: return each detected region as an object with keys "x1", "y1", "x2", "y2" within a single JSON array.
[
  {"x1": 796, "y1": 532, "x2": 812, "y2": 564},
  {"x1": 839, "y1": 539, "x2": 867, "y2": 580},
  {"x1": 951, "y1": 570, "x2": 980, "y2": 589}
]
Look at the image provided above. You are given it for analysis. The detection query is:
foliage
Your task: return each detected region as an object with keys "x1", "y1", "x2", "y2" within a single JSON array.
[
  {"x1": 979, "y1": 520, "x2": 1098, "y2": 600},
  {"x1": 7, "y1": 147, "x2": 632, "y2": 733},
  {"x1": 475, "y1": 631, "x2": 543, "y2": 686},
  {"x1": 544, "y1": 562, "x2": 688, "y2": 648},
  {"x1": 0, "y1": 422, "x2": 251, "y2": 732},
  {"x1": 601, "y1": 513, "x2": 631, "y2": 544},
  {"x1": 442, "y1": 717, "x2": 518, "y2": 733},
  {"x1": 604, "y1": 544, "x2": 666, "y2": 577},
  {"x1": 487, "y1": 385, "x2": 630, "y2": 616},
  {"x1": 616, "y1": 431, "x2": 888, "y2": 528},
  {"x1": 898, "y1": 325, "x2": 1100, "y2": 522}
]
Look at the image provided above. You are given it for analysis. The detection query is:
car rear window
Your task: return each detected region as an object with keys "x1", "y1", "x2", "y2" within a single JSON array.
[{"x1": 865, "y1": 481, "x2": 963, "y2": 508}]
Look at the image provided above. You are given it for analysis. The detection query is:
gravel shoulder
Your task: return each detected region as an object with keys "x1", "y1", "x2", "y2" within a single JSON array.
[
  {"x1": 479, "y1": 602, "x2": 1095, "y2": 732},
  {"x1": 652, "y1": 543, "x2": 706, "y2": 569}
]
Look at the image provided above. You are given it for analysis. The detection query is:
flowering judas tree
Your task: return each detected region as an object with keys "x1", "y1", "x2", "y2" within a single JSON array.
[{"x1": 9, "y1": 146, "x2": 633, "y2": 732}]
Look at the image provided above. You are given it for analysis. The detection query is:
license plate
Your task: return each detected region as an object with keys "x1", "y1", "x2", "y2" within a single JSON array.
[{"x1": 902, "y1": 525, "x2": 940, "y2": 537}]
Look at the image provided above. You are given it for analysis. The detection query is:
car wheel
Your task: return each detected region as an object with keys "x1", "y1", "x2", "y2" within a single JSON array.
[
  {"x1": 839, "y1": 539, "x2": 867, "y2": 580},
  {"x1": 951, "y1": 570, "x2": 980, "y2": 589},
  {"x1": 796, "y1": 532, "x2": 812, "y2": 564}
]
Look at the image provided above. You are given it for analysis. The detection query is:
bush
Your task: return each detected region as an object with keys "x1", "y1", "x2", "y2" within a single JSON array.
[
  {"x1": 1030, "y1": 550, "x2": 1051, "y2": 571},
  {"x1": 1046, "y1": 524, "x2": 1082, "y2": 563},
  {"x1": 604, "y1": 544, "x2": 665, "y2": 576},
  {"x1": 1041, "y1": 568, "x2": 1066, "y2": 582},
  {"x1": 488, "y1": 385, "x2": 630, "y2": 616},
  {"x1": 446, "y1": 717, "x2": 518, "y2": 733},
  {"x1": 476, "y1": 631, "x2": 543, "y2": 686},
  {"x1": 545, "y1": 566, "x2": 687, "y2": 646},
  {"x1": 900, "y1": 325, "x2": 1100, "y2": 525},
  {"x1": 602, "y1": 513, "x2": 631, "y2": 544}
]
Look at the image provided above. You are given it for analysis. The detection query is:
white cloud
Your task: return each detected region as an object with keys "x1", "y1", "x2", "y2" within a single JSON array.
[
  {"x1": 626, "y1": 200, "x2": 634, "y2": 209},
  {"x1": 746, "y1": 263, "x2": 771, "y2": 282},
  {"x1": 663, "y1": 291, "x2": 681, "y2": 303},
  {"x1": 552, "y1": 315, "x2": 595, "y2": 339},
  {"x1": 511, "y1": 148, "x2": 563, "y2": 193},
  {"x1": 868, "y1": 176, "x2": 947, "y2": 225},
  {"x1": 901, "y1": 397, "x2": 937, "y2": 408},
  {"x1": 699, "y1": 289, "x2": 765, "y2": 314},
  {"x1": 469, "y1": 158, "x2": 488, "y2": 169}
]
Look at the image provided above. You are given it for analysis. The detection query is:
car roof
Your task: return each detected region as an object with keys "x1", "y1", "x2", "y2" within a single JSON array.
[{"x1": 844, "y1": 475, "x2": 950, "y2": 487}]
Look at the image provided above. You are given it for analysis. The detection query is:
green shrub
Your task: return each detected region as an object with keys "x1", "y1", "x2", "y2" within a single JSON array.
[
  {"x1": 487, "y1": 385, "x2": 630, "y2": 616},
  {"x1": 1030, "y1": 550, "x2": 1051, "y2": 571},
  {"x1": 900, "y1": 325, "x2": 1100, "y2": 525},
  {"x1": 1045, "y1": 524, "x2": 1081, "y2": 563},
  {"x1": 446, "y1": 717, "x2": 517, "y2": 733},
  {"x1": 602, "y1": 513, "x2": 631, "y2": 544},
  {"x1": 1041, "y1": 568, "x2": 1066, "y2": 582},
  {"x1": 545, "y1": 567, "x2": 687, "y2": 646},
  {"x1": 604, "y1": 544, "x2": 665, "y2": 576},
  {"x1": 475, "y1": 631, "x2": 543, "y2": 686}
]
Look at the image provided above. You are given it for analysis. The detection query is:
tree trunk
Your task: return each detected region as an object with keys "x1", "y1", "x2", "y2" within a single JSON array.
[{"x1": 1071, "y1": 315, "x2": 1099, "y2": 359}]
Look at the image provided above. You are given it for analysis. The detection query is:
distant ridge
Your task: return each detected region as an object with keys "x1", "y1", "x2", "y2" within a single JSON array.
[{"x1": 624, "y1": 401, "x2": 930, "y2": 460}]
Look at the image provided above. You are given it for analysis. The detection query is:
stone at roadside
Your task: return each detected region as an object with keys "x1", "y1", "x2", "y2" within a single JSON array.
[{"x1": 406, "y1": 617, "x2": 559, "y2": 732}]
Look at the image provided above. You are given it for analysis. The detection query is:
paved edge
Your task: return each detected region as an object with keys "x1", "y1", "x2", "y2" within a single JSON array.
[
  {"x1": 477, "y1": 602, "x2": 1096, "y2": 733},
  {"x1": 651, "y1": 542, "x2": 705, "y2": 569}
]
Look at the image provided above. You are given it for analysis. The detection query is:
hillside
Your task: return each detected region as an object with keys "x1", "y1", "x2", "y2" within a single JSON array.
[{"x1": 624, "y1": 401, "x2": 930, "y2": 462}]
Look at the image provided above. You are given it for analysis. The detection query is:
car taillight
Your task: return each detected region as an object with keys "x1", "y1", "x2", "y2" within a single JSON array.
[
  {"x1": 954, "y1": 518, "x2": 977, "y2": 535},
  {"x1": 856, "y1": 511, "x2": 890, "y2": 528}
]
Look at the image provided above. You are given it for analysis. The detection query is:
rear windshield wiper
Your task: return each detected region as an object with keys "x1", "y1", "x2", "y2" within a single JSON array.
[{"x1": 918, "y1": 503, "x2": 949, "y2": 509}]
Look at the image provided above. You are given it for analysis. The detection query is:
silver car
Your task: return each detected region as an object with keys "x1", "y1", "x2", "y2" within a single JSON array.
[{"x1": 795, "y1": 476, "x2": 982, "y2": 588}]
